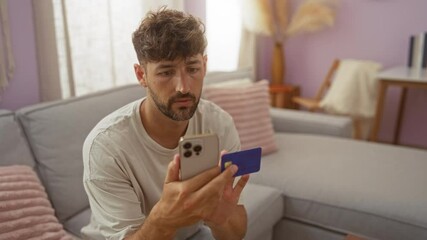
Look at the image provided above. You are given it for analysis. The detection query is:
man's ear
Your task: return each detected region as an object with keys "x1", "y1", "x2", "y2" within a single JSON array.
[
  {"x1": 134, "y1": 63, "x2": 147, "y2": 87},
  {"x1": 202, "y1": 55, "x2": 208, "y2": 75},
  {"x1": 203, "y1": 55, "x2": 208, "y2": 70}
]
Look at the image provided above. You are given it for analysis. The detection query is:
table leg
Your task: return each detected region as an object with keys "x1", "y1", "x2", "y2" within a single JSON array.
[
  {"x1": 369, "y1": 81, "x2": 387, "y2": 141},
  {"x1": 393, "y1": 87, "x2": 408, "y2": 144}
]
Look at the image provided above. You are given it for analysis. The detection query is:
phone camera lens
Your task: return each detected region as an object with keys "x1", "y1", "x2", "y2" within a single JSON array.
[
  {"x1": 183, "y1": 142, "x2": 192, "y2": 149},
  {"x1": 193, "y1": 145, "x2": 202, "y2": 152},
  {"x1": 184, "y1": 151, "x2": 192, "y2": 158}
]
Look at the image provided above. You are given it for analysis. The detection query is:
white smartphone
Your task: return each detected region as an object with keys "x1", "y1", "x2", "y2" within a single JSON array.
[{"x1": 179, "y1": 133, "x2": 219, "y2": 180}]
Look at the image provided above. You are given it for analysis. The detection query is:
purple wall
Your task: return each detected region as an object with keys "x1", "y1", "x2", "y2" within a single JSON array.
[
  {"x1": 1, "y1": 0, "x2": 425, "y2": 148},
  {"x1": 258, "y1": 0, "x2": 427, "y2": 148},
  {"x1": 0, "y1": 0, "x2": 39, "y2": 110}
]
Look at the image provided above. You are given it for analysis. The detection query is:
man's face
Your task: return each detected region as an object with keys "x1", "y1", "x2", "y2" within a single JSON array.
[{"x1": 137, "y1": 54, "x2": 207, "y2": 121}]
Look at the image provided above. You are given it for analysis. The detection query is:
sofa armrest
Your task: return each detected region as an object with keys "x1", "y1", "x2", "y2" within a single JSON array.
[{"x1": 269, "y1": 108, "x2": 353, "y2": 138}]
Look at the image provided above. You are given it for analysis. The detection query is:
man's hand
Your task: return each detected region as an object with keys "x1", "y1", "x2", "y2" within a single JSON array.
[
  {"x1": 206, "y1": 151, "x2": 249, "y2": 223},
  {"x1": 148, "y1": 154, "x2": 239, "y2": 236},
  {"x1": 128, "y1": 153, "x2": 245, "y2": 240},
  {"x1": 204, "y1": 150, "x2": 250, "y2": 240}
]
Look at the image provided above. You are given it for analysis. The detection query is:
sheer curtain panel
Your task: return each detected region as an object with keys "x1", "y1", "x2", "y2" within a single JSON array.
[
  {"x1": 0, "y1": 0, "x2": 15, "y2": 94},
  {"x1": 33, "y1": 0, "x2": 183, "y2": 101}
]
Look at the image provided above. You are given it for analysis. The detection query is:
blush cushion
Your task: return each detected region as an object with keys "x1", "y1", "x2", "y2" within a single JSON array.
[
  {"x1": 0, "y1": 165, "x2": 71, "y2": 240},
  {"x1": 203, "y1": 79, "x2": 278, "y2": 155}
]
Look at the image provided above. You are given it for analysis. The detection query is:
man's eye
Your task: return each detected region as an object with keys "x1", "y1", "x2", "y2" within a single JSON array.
[
  {"x1": 158, "y1": 71, "x2": 173, "y2": 77},
  {"x1": 188, "y1": 67, "x2": 199, "y2": 74}
]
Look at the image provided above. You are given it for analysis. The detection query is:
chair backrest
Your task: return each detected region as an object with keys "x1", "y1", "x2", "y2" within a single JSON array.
[{"x1": 314, "y1": 59, "x2": 340, "y2": 101}]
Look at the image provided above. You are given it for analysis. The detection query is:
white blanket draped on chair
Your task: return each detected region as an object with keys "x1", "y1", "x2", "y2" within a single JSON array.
[{"x1": 320, "y1": 59, "x2": 382, "y2": 138}]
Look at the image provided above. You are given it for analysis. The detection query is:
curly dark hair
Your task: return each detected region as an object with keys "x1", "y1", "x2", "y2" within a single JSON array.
[{"x1": 132, "y1": 7, "x2": 207, "y2": 65}]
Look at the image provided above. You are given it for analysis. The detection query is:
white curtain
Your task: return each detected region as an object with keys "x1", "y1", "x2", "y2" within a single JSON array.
[
  {"x1": 206, "y1": 0, "x2": 243, "y2": 72},
  {"x1": 204, "y1": 0, "x2": 257, "y2": 77},
  {"x1": 33, "y1": 0, "x2": 183, "y2": 101},
  {"x1": 237, "y1": 0, "x2": 258, "y2": 77},
  {"x1": 0, "y1": 0, "x2": 15, "y2": 94},
  {"x1": 237, "y1": 28, "x2": 257, "y2": 73}
]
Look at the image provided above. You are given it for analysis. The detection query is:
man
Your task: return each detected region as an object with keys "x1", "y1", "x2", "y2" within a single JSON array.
[{"x1": 82, "y1": 7, "x2": 249, "y2": 240}]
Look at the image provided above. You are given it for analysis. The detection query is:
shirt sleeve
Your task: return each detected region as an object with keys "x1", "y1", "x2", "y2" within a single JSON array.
[
  {"x1": 83, "y1": 138, "x2": 145, "y2": 240},
  {"x1": 220, "y1": 113, "x2": 241, "y2": 153}
]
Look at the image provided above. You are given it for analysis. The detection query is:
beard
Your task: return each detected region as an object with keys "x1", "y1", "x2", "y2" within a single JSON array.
[{"x1": 147, "y1": 85, "x2": 200, "y2": 121}]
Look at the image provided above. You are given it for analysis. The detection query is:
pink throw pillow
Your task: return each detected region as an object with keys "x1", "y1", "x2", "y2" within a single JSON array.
[
  {"x1": 0, "y1": 165, "x2": 72, "y2": 240},
  {"x1": 203, "y1": 79, "x2": 278, "y2": 155}
]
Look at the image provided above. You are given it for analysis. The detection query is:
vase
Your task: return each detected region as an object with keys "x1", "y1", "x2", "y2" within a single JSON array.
[{"x1": 271, "y1": 41, "x2": 285, "y2": 85}]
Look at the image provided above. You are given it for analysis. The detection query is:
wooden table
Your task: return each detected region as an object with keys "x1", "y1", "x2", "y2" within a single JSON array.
[
  {"x1": 369, "y1": 67, "x2": 427, "y2": 144},
  {"x1": 269, "y1": 84, "x2": 300, "y2": 109}
]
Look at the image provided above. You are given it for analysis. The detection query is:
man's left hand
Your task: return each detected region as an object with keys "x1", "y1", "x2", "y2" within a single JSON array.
[{"x1": 204, "y1": 150, "x2": 250, "y2": 239}]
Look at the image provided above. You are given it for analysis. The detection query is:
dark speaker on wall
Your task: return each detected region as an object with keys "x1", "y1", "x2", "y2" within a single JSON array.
[{"x1": 408, "y1": 32, "x2": 427, "y2": 69}]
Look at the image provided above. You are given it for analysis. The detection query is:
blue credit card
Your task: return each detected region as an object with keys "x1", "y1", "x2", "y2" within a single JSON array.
[{"x1": 221, "y1": 147, "x2": 262, "y2": 177}]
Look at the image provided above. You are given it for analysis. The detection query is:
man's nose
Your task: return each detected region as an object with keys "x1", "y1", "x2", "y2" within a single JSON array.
[{"x1": 175, "y1": 71, "x2": 190, "y2": 94}]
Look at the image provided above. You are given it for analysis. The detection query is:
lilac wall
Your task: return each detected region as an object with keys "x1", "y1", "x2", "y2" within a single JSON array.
[
  {"x1": 1, "y1": 0, "x2": 425, "y2": 148},
  {"x1": 0, "y1": 0, "x2": 39, "y2": 110},
  {"x1": 258, "y1": 0, "x2": 427, "y2": 148}
]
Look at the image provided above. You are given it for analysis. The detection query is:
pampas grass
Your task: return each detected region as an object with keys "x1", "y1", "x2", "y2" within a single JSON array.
[
  {"x1": 242, "y1": 0, "x2": 274, "y2": 36},
  {"x1": 272, "y1": 0, "x2": 289, "y2": 39},
  {"x1": 241, "y1": 0, "x2": 339, "y2": 84},
  {"x1": 285, "y1": 0, "x2": 339, "y2": 38},
  {"x1": 241, "y1": 0, "x2": 289, "y2": 39},
  {"x1": 242, "y1": 0, "x2": 339, "y2": 39}
]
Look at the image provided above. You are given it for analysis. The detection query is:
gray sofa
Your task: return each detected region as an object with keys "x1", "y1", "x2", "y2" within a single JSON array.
[{"x1": 1, "y1": 83, "x2": 427, "y2": 240}]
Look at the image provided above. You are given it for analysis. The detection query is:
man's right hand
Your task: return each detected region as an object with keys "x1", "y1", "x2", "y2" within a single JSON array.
[
  {"x1": 127, "y1": 154, "x2": 238, "y2": 240},
  {"x1": 150, "y1": 153, "x2": 238, "y2": 236}
]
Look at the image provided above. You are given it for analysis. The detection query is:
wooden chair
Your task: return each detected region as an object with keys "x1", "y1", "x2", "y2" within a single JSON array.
[
  {"x1": 292, "y1": 59, "x2": 340, "y2": 111},
  {"x1": 292, "y1": 59, "x2": 364, "y2": 139}
]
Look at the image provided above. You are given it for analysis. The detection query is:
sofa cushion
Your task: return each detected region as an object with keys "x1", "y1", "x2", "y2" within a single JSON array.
[
  {"x1": 0, "y1": 165, "x2": 71, "y2": 240},
  {"x1": 63, "y1": 183, "x2": 283, "y2": 240},
  {"x1": 269, "y1": 108, "x2": 352, "y2": 138},
  {"x1": 0, "y1": 110, "x2": 35, "y2": 167},
  {"x1": 63, "y1": 208, "x2": 91, "y2": 237},
  {"x1": 204, "y1": 67, "x2": 254, "y2": 85},
  {"x1": 16, "y1": 84, "x2": 145, "y2": 223},
  {"x1": 203, "y1": 80, "x2": 278, "y2": 155},
  {"x1": 251, "y1": 133, "x2": 427, "y2": 240},
  {"x1": 241, "y1": 183, "x2": 284, "y2": 240},
  {"x1": 273, "y1": 218, "x2": 346, "y2": 240}
]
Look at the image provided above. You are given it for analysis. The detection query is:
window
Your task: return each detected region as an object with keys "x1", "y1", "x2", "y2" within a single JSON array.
[
  {"x1": 206, "y1": 0, "x2": 242, "y2": 71},
  {"x1": 52, "y1": 0, "x2": 147, "y2": 97},
  {"x1": 33, "y1": 0, "x2": 183, "y2": 100}
]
